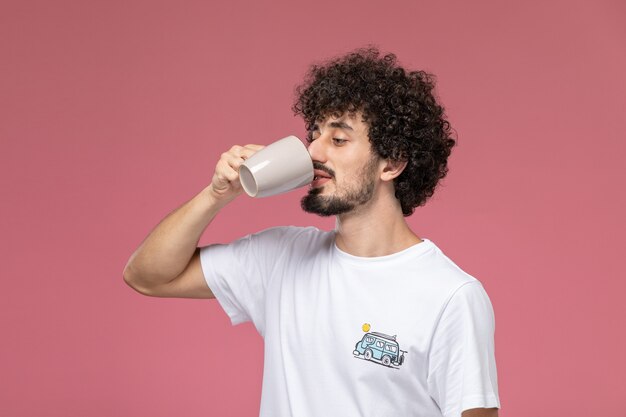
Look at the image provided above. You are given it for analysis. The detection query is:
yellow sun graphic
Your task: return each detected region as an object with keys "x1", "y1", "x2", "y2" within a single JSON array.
[{"x1": 362, "y1": 323, "x2": 371, "y2": 332}]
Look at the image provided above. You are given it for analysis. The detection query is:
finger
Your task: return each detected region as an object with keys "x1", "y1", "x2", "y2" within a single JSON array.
[
  {"x1": 221, "y1": 165, "x2": 240, "y2": 183},
  {"x1": 220, "y1": 151, "x2": 247, "y2": 171},
  {"x1": 239, "y1": 144, "x2": 265, "y2": 160},
  {"x1": 213, "y1": 160, "x2": 239, "y2": 187}
]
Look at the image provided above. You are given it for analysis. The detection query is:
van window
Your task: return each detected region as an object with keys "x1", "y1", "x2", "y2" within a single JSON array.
[
  {"x1": 376, "y1": 341, "x2": 384, "y2": 348},
  {"x1": 386, "y1": 344, "x2": 398, "y2": 353}
]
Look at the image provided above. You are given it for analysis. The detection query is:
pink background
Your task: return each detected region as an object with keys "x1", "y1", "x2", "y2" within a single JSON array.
[{"x1": 2, "y1": 0, "x2": 625, "y2": 415}]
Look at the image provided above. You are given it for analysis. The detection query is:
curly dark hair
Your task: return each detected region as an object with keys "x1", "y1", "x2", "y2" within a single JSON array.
[{"x1": 292, "y1": 47, "x2": 456, "y2": 216}]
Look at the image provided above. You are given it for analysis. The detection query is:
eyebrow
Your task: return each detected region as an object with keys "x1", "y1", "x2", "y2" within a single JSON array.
[{"x1": 323, "y1": 121, "x2": 354, "y2": 131}]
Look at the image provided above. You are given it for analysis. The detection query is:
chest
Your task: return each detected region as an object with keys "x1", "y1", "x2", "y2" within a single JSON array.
[{"x1": 264, "y1": 257, "x2": 445, "y2": 380}]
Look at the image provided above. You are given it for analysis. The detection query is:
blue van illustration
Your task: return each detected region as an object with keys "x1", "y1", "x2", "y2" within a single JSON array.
[{"x1": 353, "y1": 332, "x2": 406, "y2": 367}]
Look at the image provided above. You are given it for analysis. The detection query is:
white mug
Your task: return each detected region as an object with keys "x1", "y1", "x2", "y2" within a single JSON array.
[{"x1": 239, "y1": 135, "x2": 314, "y2": 198}]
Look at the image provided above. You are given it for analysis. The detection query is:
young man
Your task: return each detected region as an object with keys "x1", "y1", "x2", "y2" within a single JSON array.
[{"x1": 124, "y1": 48, "x2": 500, "y2": 417}]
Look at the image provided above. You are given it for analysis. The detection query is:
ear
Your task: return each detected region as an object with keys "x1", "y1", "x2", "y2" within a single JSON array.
[{"x1": 380, "y1": 159, "x2": 408, "y2": 182}]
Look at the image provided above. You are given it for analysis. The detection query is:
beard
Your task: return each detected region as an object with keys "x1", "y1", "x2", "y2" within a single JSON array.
[{"x1": 301, "y1": 156, "x2": 378, "y2": 217}]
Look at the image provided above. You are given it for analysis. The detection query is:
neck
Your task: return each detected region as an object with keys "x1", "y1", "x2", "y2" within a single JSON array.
[{"x1": 333, "y1": 187, "x2": 422, "y2": 257}]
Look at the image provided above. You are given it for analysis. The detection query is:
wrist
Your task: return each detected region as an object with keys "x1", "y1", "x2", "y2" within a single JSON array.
[{"x1": 200, "y1": 184, "x2": 235, "y2": 210}]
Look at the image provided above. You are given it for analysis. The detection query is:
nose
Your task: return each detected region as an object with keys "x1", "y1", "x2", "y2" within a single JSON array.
[{"x1": 307, "y1": 134, "x2": 328, "y2": 164}]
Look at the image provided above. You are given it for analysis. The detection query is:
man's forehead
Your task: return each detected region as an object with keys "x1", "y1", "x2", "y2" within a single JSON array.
[{"x1": 315, "y1": 111, "x2": 367, "y2": 130}]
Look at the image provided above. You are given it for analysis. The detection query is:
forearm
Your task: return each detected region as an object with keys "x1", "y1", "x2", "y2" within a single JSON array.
[{"x1": 123, "y1": 184, "x2": 228, "y2": 287}]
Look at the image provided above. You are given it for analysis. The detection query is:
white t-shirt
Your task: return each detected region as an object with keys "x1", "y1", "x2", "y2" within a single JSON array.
[{"x1": 200, "y1": 226, "x2": 500, "y2": 417}]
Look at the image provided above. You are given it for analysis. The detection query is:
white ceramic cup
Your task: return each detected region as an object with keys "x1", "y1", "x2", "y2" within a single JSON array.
[{"x1": 239, "y1": 135, "x2": 314, "y2": 198}]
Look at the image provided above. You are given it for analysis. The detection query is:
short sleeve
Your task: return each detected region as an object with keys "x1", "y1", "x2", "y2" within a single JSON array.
[
  {"x1": 199, "y1": 227, "x2": 291, "y2": 335},
  {"x1": 427, "y1": 281, "x2": 500, "y2": 417}
]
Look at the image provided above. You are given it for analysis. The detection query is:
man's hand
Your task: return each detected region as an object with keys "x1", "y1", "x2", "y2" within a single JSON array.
[{"x1": 209, "y1": 144, "x2": 264, "y2": 203}]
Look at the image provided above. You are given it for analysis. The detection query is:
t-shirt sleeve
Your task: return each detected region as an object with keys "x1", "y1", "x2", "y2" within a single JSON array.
[
  {"x1": 199, "y1": 227, "x2": 290, "y2": 335},
  {"x1": 427, "y1": 281, "x2": 500, "y2": 417}
]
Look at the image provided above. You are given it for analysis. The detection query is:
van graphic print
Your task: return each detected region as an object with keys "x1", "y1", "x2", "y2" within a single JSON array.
[{"x1": 353, "y1": 331, "x2": 406, "y2": 368}]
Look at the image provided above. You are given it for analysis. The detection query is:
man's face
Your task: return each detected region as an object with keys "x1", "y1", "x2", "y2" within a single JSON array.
[{"x1": 301, "y1": 112, "x2": 381, "y2": 216}]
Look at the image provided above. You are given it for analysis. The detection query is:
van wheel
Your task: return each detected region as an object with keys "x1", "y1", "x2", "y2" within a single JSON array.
[
  {"x1": 382, "y1": 356, "x2": 391, "y2": 366},
  {"x1": 364, "y1": 349, "x2": 373, "y2": 360}
]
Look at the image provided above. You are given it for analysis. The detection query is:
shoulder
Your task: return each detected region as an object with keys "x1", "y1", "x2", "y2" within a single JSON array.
[
  {"x1": 420, "y1": 240, "x2": 480, "y2": 289},
  {"x1": 415, "y1": 241, "x2": 497, "y2": 314},
  {"x1": 248, "y1": 225, "x2": 331, "y2": 243},
  {"x1": 239, "y1": 225, "x2": 334, "y2": 253},
  {"x1": 427, "y1": 246, "x2": 495, "y2": 329}
]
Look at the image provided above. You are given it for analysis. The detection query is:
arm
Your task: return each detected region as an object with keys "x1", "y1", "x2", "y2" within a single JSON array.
[
  {"x1": 462, "y1": 408, "x2": 499, "y2": 417},
  {"x1": 428, "y1": 283, "x2": 500, "y2": 415},
  {"x1": 122, "y1": 144, "x2": 263, "y2": 298}
]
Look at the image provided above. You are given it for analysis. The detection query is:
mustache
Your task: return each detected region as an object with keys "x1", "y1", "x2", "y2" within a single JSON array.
[{"x1": 313, "y1": 162, "x2": 335, "y2": 178}]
